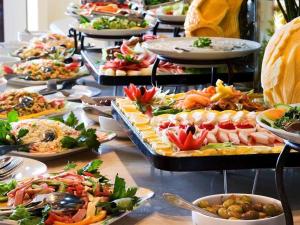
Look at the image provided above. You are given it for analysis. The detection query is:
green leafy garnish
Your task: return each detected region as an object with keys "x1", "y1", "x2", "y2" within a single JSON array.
[
  {"x1": 78, "y1": 159, "x2": 103, "y2": 177},
  {"x1": 61, "y1": 136, "x2": 78, "y2": 148},
  {"x1": 200, "y1": 142, "x2": 233, "y2": 150},
  {"x1": 7, "y1": 110, "x2": 19, "y2": 123},
  {"x1": 193, "y1": 37, "x2": 212, "y2": 48},
  {"x1": 61, "y1": 128, "x2": 100, "y2": 149},
  {"x1": 8, "y1": 205, "x2": 44, "y2": 225},
  {"x1": 116, "y1": 53, "x2": 139, "y2": 64},
  {"x1": 79, "y1": 15, "x2": 90, "y2": 24},
  {"x1": 273, "y1": 106, "x2": 300, "y2": 129},
  {"x1": 65, "y1": 112, "x2": 79, "y2": 128},
  {"x1": 111, "y1": 175, "x2": 137, "y2": 200},
  {"x1": 17, "y1": 128, "x2": 29, "y2": 139},
  {"x1": 0, "y1": 180, "x2": 17, "y2": 202},
  {"x1": 64, "y1": 162, "x2": 78, "y2": 171}
]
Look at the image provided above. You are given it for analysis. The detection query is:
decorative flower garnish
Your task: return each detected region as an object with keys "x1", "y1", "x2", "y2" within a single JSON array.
[
  {"x1": 166, "y1": 125, "x2": 208, "y2": 151},
  {"x1": 124, "y1": 84, "x2": 157, "y2": 104}
]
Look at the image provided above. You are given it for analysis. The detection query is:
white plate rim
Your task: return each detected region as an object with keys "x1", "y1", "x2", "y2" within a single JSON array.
[
  {"x1": 144, "y1": 37, "x2": 261, "y2": 60},
  {"x1": 256, "y1": 104, "x2": 300, "y2": 144}
]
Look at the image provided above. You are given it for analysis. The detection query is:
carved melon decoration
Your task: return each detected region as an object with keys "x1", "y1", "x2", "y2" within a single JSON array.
[
  {"x1": 184, "y1": 0, "x2": 243, "y2": 38},
  {"x1": 261, "y1": 17, "x2": 300, "y2": 105}
]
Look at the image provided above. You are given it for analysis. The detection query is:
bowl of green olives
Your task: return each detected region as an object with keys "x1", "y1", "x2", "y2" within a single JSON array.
[{"x1": 192, "y1": 194, "x2": 284, "y2": 225}]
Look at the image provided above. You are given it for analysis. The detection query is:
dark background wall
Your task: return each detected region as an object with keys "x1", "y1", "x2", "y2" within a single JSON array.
[{"x1": 0, "y1": 0, "x2": 3, "y2": 41}]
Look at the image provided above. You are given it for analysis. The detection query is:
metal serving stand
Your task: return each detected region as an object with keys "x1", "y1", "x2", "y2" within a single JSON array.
[
  {"x1": 152, "y1": 19, "x2": 184, "y2": 37},
  {"x1": 276, "y1": 141, "x2": 300, "y2": 225}
]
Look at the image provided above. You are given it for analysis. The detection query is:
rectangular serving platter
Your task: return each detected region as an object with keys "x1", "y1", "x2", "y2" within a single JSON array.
[
  {"x1": 81, "y1": 49, "x2": 254, "y2": 86},
  {"x1": 112, "y1": 101, "x2": 300, "y2": 171}
]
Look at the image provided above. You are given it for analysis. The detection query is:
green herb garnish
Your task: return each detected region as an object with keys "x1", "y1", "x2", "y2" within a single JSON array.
[
  {"x1": 78, "y1": 159, "x2": 103, "y2": 177},
  {"x1": 193, "y1": 37, "x2": 212, "y2": 48},
  {"x1": 63, "y1": 162, "x2": 78, "y2": 171}
]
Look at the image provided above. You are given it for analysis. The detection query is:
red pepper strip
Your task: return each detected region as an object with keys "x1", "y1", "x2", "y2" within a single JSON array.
[
  {"x1": 166, "y1": 130, "x2": 184, "y2": 149},
  {"x1": 178, "y1": 129, "x2": 187, "y2": 144},
  {"x1": 123, "y1": 87, "x2": 135, "y2": 101},
  {"x1": 2, "y1": 65, "x2": 14, "y2": 74},
  {"x1": 130, "y1": 84, "x2": 140, "y2": 100},
  {"x1": 182, "y1": 132, "x2": 195, "y2": 150},
  {"x1": 193, "y1": 130, "x2": 208, "y2": 147},
  {"x1": 142, "y1": 87, "x2": 156, "y2": 103},
  {"x1": 82, "y1": 171, "x2": 95, "y2": 177}
]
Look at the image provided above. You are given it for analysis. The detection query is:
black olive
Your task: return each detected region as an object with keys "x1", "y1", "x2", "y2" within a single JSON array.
[
  {"x1": 60, "y1": 44, "x2": 67, "y2": 48},
  {"x1": 43, "y1": 67, "x2": 53, "y2": 73},
  {"x1": 140, "y1": 87, "x2": 146, "y2": 96},
  {"x1": 186, "y1": 125, "x2": 196, "y2": 134},
  {"x1": 50, "y1": 46, "x2": 56, "y2": 52},
  {"x1": 43, "y1": 130, "x2": 57, "y2": 142}
]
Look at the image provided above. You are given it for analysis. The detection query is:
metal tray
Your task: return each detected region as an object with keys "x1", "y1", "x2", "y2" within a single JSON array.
[
  {"x1": 81, "y1": 49, "x2": 255, "y2": 86},
  {"x1": 112, "y1": 101, "x2": 300, "y2": 171}
]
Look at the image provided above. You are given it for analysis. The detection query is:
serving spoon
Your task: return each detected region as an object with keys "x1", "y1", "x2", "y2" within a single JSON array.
[
  {"x1": 163, "y1": 193, "x2": 219, "y2": 218},
  {"x1": 0, "y1": 192, "x2": 84, "y2": 215}
]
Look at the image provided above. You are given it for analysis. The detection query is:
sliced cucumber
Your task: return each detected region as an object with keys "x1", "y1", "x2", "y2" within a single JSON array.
[{"x1": 274, "y1": 103, "x2": 291, "y2": 111}]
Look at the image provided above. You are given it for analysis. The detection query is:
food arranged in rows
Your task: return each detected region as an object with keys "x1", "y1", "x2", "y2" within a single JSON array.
[
  {"x1": 115, "y1": 82, "x2": 284, "y2": 157},
  {"x1": 147, "y1": 1, "x2": 189, "y2": 21},
  {"x1": 0, "y1": 160, "x2": 147, "y2": 225},
  {"x1": 0, "y1": 91, "x2": 65, "y2": 119},
  {"x1": 12, "y1": 33, "x2": 75, "y2": 61},
  {"x1": 2, "y1": 59, "x2": 87, "y2": 81},
  {"x1": 0, "y1": 111, "x2": 110, "y2": 156},
  {"x1": 99, "y1": 35, "x2": 183, "y2": 76}
]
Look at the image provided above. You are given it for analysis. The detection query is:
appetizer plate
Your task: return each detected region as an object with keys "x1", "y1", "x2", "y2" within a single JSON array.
[
  {"x1": 144, "y1": 37, "x2": 261, "y2": 60},
  {"x1": 257, "y1": 105, "x2": 300, "y2": 145},
  {"x1": 75, "y1": 25, "x2": 151, "y2": 37},
  {"x1": 7, "y1": 66, "x2": 89, "y2": 87},
  {"x1": 0, "y1": 102, "x2": 82, "y2": 120},
  {"x1": 147, "y1": 11, "x2": 186, "y2": 23},
  {"x1": 81, "y1": 96, "x2": 116, "y2": 115},
  {"x1": 23, "y1": 85, "x2": 102, "y2": 101},
  {"x1": 1, "y1": 156, "x2": 47, "y2": 181},
  {"x1": 8, "y1": 131, "x2": 116, "y2": 161}
]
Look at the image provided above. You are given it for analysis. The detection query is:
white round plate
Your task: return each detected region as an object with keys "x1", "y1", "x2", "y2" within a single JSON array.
[
  {"x1": 144, "y1": 37, "x2": 261, "y2": 60},
  {"x1": 3, "y1": 156, "x2": 47, "y2": 181},
  {"x1": 257, "y1": 106, "x2": 300, "y2": 145},
  {"x1": 81, "y1": 96, "x2": 115, "y2": 114},
  {"x1": 23, "y1": 85, "x2": 101, "y2": 101},
  {"x1": 147, "y1": 11, "x2": 185, "y2": 23},
  {"x1": 9, "y1": 147, "x2": 89, "y2": 161},
  {"x1": 75, "y1": 25, "x2": 151, "y2": 37}
]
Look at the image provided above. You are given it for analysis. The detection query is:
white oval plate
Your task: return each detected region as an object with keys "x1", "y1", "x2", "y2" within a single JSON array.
[
  {"x1": 257, "y1": 105, "x2": 300, "y2": 145},
  {"x1": 9, "y1": 131, "x2": 116, "y2": 161},
  {"x1": 144, "y1": 37, "x2": 261, "y2": 60},
  {"x1": 23, "y1": 85, "x2": 101, "y2": 101},
  {"x1": 75, "y1": 25, "x2": 151, "y2": 37},
  {"x1": 2, "y1": 187, "x2": 154, "y2": 225},
  {"x1": 1, "y1": 156, "x2": 47, "y2": 181},
  {"x1": 147, "y1": 11, "x2": 186, "y2": 23}
]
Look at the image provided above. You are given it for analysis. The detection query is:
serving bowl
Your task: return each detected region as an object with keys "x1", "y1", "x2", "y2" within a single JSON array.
[
  {"x1": 99, "y1": 116, "x2": 127, "y2": 138},
  {"x1": 192, "y1": 194, "x2": 285, "y2": 225}
]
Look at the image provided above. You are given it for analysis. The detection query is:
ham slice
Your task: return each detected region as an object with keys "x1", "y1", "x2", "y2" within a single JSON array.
[
  {"x1": 216, "y1": 131, "x2": 229, "y2": 143},
  {"x1": 238, "y1": 132, "x2": 250, "y2": 145},
  {"x1": 228, "y1": 132, "x2": 240, "y2": 145},
  {"x1": 72, "y1": 209, "x2": 87, "y2": 222},
  {"x1": 206, "y1": 132, "x2": 218, "y2": 143},
  {"x1": 250, "y1": 132, "x2": 270, "y2": 145}
]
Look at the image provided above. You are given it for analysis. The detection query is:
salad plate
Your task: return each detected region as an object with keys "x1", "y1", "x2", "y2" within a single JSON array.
[
  {"x1": 0, "y1": 160, "x2": 154, "y2": 225},
  {"x1": 257, "y1": 104, "x2": 300, "y2": 144},
  {"x1": 144, "y1": 37, "x2": 261, "y2": 60},
  {"x1": 155, "y1": 14, "x2": 186, "y2": 22},
  {"x1": 76, "y1": 25, "x2": 151, "y2": 37}
]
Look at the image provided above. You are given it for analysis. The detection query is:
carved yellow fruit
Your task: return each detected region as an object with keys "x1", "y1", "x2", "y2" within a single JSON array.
[
  {"x1": 184, "y1": 0, "x2": 243, "y2": 38},
  {"x1": 261, "y1": 17, "x2": 300, "y2": 105}
]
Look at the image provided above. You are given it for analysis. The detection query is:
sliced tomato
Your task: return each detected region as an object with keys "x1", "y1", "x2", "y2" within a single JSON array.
[{"x1": 218, "y1": 121, "x2": 236, "y2": 130}]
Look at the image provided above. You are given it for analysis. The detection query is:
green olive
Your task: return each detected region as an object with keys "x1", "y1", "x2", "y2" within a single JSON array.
[
  {"x1": 263, "y1": 204, "x2": 278, "y2": 217},
  {"x1": 253, "y1": 203, "x2": 264, "y2": 212},
  {"x1": 218, "y1": 208, "x2": 230, "y2": 219},
  {"x1": 259, "y1": 212, "x2": 268, "y2": 219},
  {"x1": 198, "y1": 200, "x2": 210, "y2": 208},
  {"x1": 241, "y1": 203, "x2": 253, "y2": 212},
  {"x1": 241, "y1": 195, "x2": 252, "y2": 204},
  {"x1": 241, "y1": 210, "x2": 259, "y2": 220},
  {"x1": 205, "y1": 207, "x2": 218, "y2": 214},
  {"x1": 228, "y1": 210, "x2": 242, "y2": 219},
  {"x1": 223, "y1": 199, "x2": 235, "y2": 208},
  {"x1": 227, "y1": 204, "x2": 243, "y2": 213},
  {"x1": 229, "y1": 217, "x2": 239, "y2": 220}
]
